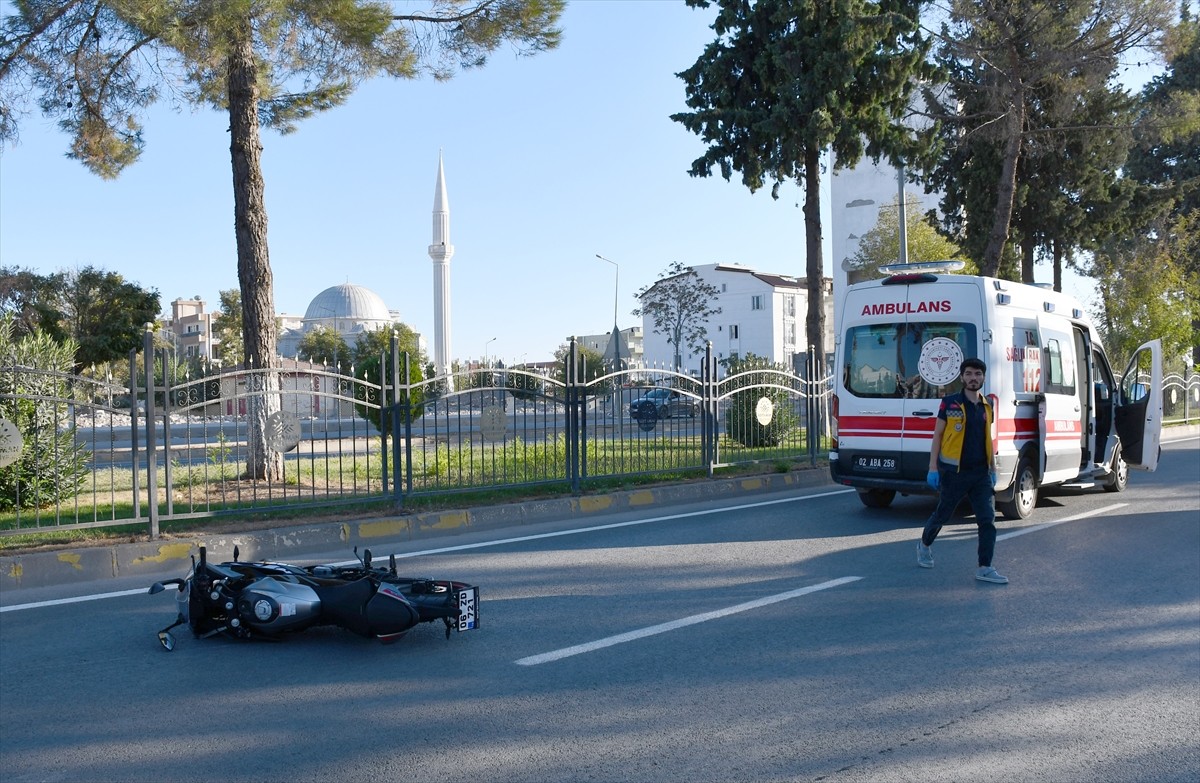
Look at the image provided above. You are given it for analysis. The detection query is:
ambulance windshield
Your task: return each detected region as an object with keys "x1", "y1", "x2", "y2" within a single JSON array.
[{"x1": 842, "y1": 322, "x2": 978, "y2": 399}]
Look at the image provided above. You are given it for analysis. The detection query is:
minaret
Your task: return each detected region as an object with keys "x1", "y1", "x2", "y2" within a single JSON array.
[{"x1": 428, "y1": 153, "x2": 454, "y2": 387}]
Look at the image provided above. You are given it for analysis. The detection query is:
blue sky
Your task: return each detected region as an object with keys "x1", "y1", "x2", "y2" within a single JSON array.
[{"x1": 0, "y1": 0, "x2": 1164, "y2": 364}]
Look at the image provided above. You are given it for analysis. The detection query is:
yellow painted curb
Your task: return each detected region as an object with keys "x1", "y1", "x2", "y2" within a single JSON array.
[
  {"x1": 132, "y1": 542, "x2": 195, "y2": 566},
  {"x1": 578, "y1": 496, "x2": 614, "y2": 513},
  {"x1": 357, "y1": 518, "x2": 410, "y2": 539}
]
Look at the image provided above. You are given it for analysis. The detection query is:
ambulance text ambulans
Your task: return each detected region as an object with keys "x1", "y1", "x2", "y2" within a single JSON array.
[{"x1": 830, "y1": 261, "x2": 1163, "y2": 519}]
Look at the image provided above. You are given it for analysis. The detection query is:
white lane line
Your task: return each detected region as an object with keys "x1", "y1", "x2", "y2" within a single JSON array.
[
  {"x1": 996, "y1": 503, "x2": 1127, "y2": 541},
  {"x1": 514, "y1": 576, "x2": 863, "y2": 666},
  {"x1": 1, "y1": 488, "x2": 855, "y2": 613},
  {"x1": 0, "y1": 587, "x2": 149, "y2": 613}
]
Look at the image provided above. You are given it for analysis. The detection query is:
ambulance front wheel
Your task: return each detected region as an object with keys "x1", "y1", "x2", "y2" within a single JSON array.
[
  {"x1": 998, "y1": 455, "x2": 1038, "y2": 519},
  {"x1": 857, "y1": 489, "x2": 896, "y2": 509}
]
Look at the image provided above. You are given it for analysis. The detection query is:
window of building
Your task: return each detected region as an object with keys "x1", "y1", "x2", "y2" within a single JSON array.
[
  {"x1": 786, "y1": 296, "x2": 796, "y2": 317},
  {"x1": 751, "y1": 295, "x2": 763, "y2": 311},
  {"x1": 729, "y1": 324, "x2": 740, "y2": 339}
]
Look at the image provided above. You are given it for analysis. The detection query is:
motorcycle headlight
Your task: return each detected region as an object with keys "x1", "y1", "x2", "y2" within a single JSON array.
[{"x1": 253, "y1": 599, "x2": 274, "y2": 622}]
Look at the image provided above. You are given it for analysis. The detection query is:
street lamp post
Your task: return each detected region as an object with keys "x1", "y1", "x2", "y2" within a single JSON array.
[
  {"x1": 595, "y1": 254, "x2": 624, "y2": 371},
  {"x1": 484, "y1": 337, "x2": 497, "y2": 367}
]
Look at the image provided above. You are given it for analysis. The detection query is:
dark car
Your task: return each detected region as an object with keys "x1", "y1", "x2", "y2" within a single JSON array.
[{"x1": 628, "y1": 388, "x2": 698, "y2": 420}]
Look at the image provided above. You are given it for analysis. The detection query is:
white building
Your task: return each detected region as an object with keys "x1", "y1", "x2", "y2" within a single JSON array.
[{"x1": 638, "y1": 263, "x2": 834, "y2": 373}]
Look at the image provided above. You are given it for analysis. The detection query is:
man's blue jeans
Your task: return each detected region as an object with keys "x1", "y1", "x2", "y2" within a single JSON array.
[{"x1": 921, "y1": 463, "x2": 997, "y2": 567}]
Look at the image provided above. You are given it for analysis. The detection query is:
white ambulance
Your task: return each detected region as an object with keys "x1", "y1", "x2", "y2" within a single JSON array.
[{"x1": 829, "y1": 261, "x2": 1163, "y2": 519}]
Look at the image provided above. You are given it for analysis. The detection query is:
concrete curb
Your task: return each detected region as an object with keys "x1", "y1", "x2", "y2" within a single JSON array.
[{"x1": 1, "y1": 467, "x2": 835, "y2": 591}]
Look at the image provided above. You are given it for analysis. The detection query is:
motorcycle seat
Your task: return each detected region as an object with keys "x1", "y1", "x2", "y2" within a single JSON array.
[{"x1": 313, "y1": 578, "x2": 374, "y2": 636}]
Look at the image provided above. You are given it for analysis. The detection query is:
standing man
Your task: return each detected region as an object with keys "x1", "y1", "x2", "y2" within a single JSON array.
[{"x1": 916, "y1": 357, "x2": 1008, "y2": 584}]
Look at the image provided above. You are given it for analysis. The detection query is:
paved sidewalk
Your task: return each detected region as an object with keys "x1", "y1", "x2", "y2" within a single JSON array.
[{"x1": 1, "y1": 468, "x2": 836, "y2": 591}]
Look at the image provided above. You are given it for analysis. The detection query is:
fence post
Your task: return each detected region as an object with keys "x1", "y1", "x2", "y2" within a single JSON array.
[
  {"x1": 806, "y1": 345, "x2": 823, "y2": 466},
  {"x1": 566, "y1": 338, "x2": 581, "y2": 493},
  {"x1": 142, "y1": 325, "x2": 160, "y2": 539},
  {"x1": 702, "y1": 342, "x2": 718, "y2": 475},
  {"x1": 379, "y1": 335, "x2": 392, "y2": 497},
  {"x1": 398, "y1": 351, "x2": 413, "y2": 504},
  {"x1": 128, "y1": 348, "x2": 141, "y2": 520}
]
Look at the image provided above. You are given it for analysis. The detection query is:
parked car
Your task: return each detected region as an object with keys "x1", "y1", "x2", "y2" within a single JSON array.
[{"x1": 628, "y1": 388, "x2": 698, "y2": 420}]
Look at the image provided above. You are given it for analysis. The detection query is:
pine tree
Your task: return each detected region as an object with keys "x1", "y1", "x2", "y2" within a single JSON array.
[{"x1": 1, "y1": 0, "x2": 563, "y2": 478}]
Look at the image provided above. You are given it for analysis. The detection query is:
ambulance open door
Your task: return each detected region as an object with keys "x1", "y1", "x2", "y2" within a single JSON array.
[{"x1": 1115, "y1": 339, "x2": 1163, "y2": 471}]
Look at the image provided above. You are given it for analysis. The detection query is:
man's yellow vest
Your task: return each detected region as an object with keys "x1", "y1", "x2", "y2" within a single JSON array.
[{"x1": 938, "y1": 392, "x2": 994, "y2": 470}]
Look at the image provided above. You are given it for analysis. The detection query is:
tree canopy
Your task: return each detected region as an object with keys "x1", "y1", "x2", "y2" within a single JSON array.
[
  {"x1": 0, "y1": 0, "x2": 563, "y2": 478},
  {"x1": 920, "y1": 0, "x2": 1172, "y2": 277},
  {"x1": 0, "y1": 264, "x2": 159, "y2": 372},
  {"x1": 673, "y1": 0, "x2": 934, "y2": 361}
]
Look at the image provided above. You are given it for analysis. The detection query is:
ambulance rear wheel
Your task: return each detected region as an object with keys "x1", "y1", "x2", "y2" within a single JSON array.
[
  {"x1": 857, "y1": 489, "x2": 896, "y2": 509},
  {"x1": 1103, "y1": 445, "x2": 1128, "y2": 492},
  {"x1": 998, "y1": 456, "x2": 1037, "y2": 519}
]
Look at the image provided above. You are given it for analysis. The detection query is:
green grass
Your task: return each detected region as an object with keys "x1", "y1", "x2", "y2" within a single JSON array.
[{"x1": 0, "y1": 431, "x2": 828, "y2": 551}]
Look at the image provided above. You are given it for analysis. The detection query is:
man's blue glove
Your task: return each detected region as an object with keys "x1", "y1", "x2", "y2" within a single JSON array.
[
  {"x1": 989, "y1": 470, "x2": 998, "y2": 487},
  {"x1": 926, "y1": 470, "x2": 940, "y2": 490}
]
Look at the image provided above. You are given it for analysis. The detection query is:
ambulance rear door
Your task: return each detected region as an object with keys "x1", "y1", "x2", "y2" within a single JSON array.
[
  {"x1": 838, "y1": 275, "x2": 983, "y2": 483},
  {"x1": 898, "y1": 278, "x2": 987, "y2": 468},
  {"x1": 1115, "y1": 339, "x2": 1163, "y2": 471},
  {"x1": 838, "y1": 281, "x2": 914, "y2": 481}
]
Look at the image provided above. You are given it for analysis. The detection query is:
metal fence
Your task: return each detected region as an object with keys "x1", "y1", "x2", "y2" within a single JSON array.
[{"x1": 0, "y1": 338, "x2": 832, "y2": 537}]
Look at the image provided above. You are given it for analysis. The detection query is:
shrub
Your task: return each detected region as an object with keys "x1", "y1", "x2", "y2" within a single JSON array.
[
  {"x1": 721, "y1": 354, "x2": 801, "y2": 448},
  {"x1": 0, "y1": 318, "x2": 90, "y2": 510}
]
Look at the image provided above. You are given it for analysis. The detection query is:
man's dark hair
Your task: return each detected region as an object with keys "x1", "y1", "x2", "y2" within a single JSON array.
[{"x1": 960, "y1": 357, "x2": 987, "y2": 374}]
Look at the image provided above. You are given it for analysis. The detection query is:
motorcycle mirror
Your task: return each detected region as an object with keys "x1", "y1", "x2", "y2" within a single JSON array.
[
  {"x1": 363, "y1": 549, "x2": 372, "y2": 569},
  {"x1": 233, "y1": 545, "x2": 240, "y2": 562},
  {"x1": 149, "y1": 582, "x2": 166, "y2": 595},
  {"x1": 389, "y1": 554, "x2": 397, "y2": 576},
  {"x1": 158, "y1": 631, "x2": 176, "y2": 652}
]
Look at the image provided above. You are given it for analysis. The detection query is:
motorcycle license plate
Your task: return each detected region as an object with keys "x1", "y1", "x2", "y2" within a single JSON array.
[
  {"x1": 854, "y1": 455, "x2": 897, "y2": 473},
  {"x1": 456, "y1": 587, "x2": 479, "y2": 632}
]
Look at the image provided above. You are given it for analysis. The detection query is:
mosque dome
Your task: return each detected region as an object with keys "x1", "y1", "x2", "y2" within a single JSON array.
[{"x1": 303, "y1": 283, "x2": 393, "y2": 335}]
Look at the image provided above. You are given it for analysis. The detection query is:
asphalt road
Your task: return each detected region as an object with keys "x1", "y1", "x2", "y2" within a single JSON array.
[{"x1": 1, "y1": 438, "x2": 1197, "y2": 783}]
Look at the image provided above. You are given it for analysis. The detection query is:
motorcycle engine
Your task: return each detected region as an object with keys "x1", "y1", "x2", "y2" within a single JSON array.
[{"x1": 236, "y1": 578, "x2": 321, "y2": 634}]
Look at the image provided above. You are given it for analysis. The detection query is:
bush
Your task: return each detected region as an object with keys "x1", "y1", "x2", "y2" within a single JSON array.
[
  {"x1": 0, "y1": 319, "x2": 90, "y2": 510},
  {"x1": 353, "y1": 351, "x2": 426, "y2": 437},
  {"x1": 722, "y1": 354, "x2": 801, "y2": 448}
]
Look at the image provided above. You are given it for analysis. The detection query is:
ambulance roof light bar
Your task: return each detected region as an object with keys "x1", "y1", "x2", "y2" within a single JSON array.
[{"x1": 878, "y1": 260, "x2": 965, "y2": 285}]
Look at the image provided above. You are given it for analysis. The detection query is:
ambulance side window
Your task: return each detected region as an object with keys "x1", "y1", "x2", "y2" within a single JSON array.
[{"x1": 1043, "y1": 337, "x2": 1076, "y2": 395}]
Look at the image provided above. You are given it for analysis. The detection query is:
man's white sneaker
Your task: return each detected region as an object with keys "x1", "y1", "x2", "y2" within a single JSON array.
[
  {"x1": 976, "y1": 566, "x2": 1008, "y2": 584},
  {"x1": 917, "y1": 541, "x2": 934, "y2": 568}
]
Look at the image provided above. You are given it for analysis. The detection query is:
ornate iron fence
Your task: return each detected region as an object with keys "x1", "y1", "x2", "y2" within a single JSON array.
[{"x1": 1, "y1": 335, "x2": 831, "y2": 537}]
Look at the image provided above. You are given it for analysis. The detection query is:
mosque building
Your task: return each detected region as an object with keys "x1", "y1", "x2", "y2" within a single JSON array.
[{"x1": 277, "y1": 282, "x2": 413, "y2": 359}]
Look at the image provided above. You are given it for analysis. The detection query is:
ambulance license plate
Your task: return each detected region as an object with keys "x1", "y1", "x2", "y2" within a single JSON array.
[{"x1": 854, "y1": 455, "x2": 897, "y2": 473}]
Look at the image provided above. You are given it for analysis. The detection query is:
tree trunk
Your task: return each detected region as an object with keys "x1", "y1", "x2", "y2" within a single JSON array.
[
  {"x1": 1020, "y1": 210, "x2": 1036, "y2": 284},
  {"x1": 1052, "y1": 238, "x2": 1063, "y2": 292},
  {"x1": 802, "y1": 145, "x2": 826, "y2": 368},
  {"x1": 227, "y1": 26, "x2": 282, "y2": 481},
  {"x1": 981, "y1": 90, "x2": 1025, "y2": 277}
]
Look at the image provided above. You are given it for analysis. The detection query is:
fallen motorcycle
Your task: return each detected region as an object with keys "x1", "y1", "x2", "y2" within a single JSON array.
[{"x1": 148, "y1": 545, "x2": 479, "y2": 651}]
